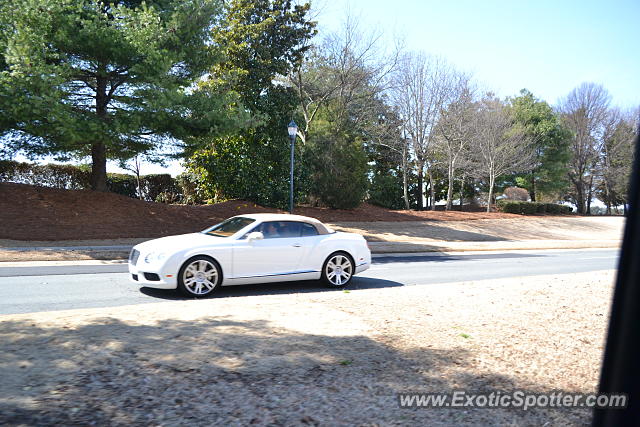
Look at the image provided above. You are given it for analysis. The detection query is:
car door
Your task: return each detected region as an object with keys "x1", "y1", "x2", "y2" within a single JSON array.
[
  {"x1": 294, "y1": 222, "x2": 325, "y2": 272},
  {"x1": 232, "y1": 221, "x2": 307, "y2": 279}
]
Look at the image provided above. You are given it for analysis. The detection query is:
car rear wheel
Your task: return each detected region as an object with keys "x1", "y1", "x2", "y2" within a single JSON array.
[
  {"x1": 178, "y1": 256, "x2": 221, "y2": 297},
  {"x1": 321, "y1": 252, "x2": 354, "y2": 288}
]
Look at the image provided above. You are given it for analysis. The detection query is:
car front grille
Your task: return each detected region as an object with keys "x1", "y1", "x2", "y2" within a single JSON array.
[{"x1": 129, "y1": 249, "x2": 140, "y2": 265}]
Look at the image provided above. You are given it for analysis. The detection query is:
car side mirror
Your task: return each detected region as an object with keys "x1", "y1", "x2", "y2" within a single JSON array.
[{"x1": 246, "y1": 231, "x2": 264, "y2": 243}]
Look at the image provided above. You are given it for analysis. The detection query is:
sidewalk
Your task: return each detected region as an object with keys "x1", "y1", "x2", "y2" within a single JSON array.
[
  {"x1": 0, "y1": 217, "x2": 624, "y2": 261},
  {"x1": 0, "y1": 238, "x2": 622, "y2": 262}
]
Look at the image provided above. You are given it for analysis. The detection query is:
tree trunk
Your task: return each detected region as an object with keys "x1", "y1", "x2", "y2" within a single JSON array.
[
  {"x1": 445, "y1": 162, "x2": 454, "y2": 210},
  {"x1": 428, "y1": 169, "x2": 435, "y2": 211},
  {"x1": 487, "y1": 174, "x2": 495, "y2": 213},
  {"x1": 530, "y1": 173, "x2": 537, "y2": 202},
  {"x1": 136, "y1": 173, "x2": 142, "y2": 200},
  {"x1": 90, "y1": 142, "x2": 108, "y2": 192},
  {"x1": 416, "y1": 161, "x2": 424, "y2": 210},
  {"x1": 402, "y1": 146, "x2": 410, "y2": 210},
  {"x1": 459, "y1": 175, "x2": 465, "y2": 210},
  {"x1": 574, "y1": 180, "x2": 585, "y2": 214},
  {"x1": 91, "y1": 69, "x2": 109, "y2": 192},
  {"x1": 586, "y1": 175, "x2": 594, "y2": 215},
  {"x1": 604, "y1": 178, "x2": 612, "y2": 215}
]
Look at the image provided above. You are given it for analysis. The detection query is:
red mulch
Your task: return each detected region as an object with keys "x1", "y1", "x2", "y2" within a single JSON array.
[{"x1": 0, "y1": 183, "x2": 520, "y2": 241}]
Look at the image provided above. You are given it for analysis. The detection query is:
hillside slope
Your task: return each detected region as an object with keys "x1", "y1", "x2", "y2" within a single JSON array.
[{"x1": 0, "y1": 183, "x2": 520, "y2": 240}]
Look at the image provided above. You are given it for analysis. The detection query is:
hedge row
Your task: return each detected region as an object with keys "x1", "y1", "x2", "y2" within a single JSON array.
[
  {"x1": 0, "y1": 160, "x2": 90, "y2": 189},
  {"x1": 497, "y1": 200, "x2": 573, "y2": 215},
  {"x1": 0, "y1": 160, "x2": 178, "y2": 202}
]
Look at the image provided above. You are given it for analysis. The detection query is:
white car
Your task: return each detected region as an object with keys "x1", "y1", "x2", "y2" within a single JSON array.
[{"x1": 128, "y1": 213, "x2": 371, "y2": 297}]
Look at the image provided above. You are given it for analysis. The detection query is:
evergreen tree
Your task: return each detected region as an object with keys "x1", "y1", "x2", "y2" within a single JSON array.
[
  {"x1": 0, "y1": 0, "x2": 239, "y2": 191},
  {"x1": 509, "y1": 89, "x2": 572, "y2": 201}
]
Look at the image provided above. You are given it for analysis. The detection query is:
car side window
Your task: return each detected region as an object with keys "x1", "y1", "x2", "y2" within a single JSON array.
[
  {"x1": 301, "y1": 223, "x2": 319, "y2": 237},
  {"x1": 249, "y1": 221, "x2": 297, "y2": 239},
  {"x1": 261, "y1": 222, "x2": 282, "y2": 239},
  {"x1": 242, "y1": 221, "x2": 319, "y2": 239},
  {"x1": 277, "y1": 222, "x2": 302, "y2": 238}
]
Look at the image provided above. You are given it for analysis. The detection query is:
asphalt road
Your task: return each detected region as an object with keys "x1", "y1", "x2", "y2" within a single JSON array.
[{"x1": 0, "y1": 248, "x2": 619, "y2": 315}]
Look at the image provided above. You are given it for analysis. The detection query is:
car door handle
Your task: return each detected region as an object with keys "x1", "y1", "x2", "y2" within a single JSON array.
[{"x1": 292, "y1": 244, "x2": 302, "y2": 247}]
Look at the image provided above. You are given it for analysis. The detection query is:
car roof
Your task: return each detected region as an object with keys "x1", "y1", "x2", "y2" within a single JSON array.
[
  {"x1": 235, "y1": 213, "x2": 320, "y2": 222},
  {"x1": 233, "y1": 213, "x2": 333, "y2": 234}
]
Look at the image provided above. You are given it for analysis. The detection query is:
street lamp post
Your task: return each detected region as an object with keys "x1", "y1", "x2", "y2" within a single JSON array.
[{"x1": 287, "y1": 120, "x2": 298, "y2": 214}]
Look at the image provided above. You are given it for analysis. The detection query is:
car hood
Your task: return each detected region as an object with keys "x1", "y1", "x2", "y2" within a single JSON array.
[{"x1": 135, "y1": 232, "x2": 227, "y2": 253}]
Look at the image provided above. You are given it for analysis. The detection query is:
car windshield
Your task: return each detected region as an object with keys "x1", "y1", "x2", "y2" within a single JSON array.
[{"x1": 202, "y1": 217, "x2": 255, "y2": 237}]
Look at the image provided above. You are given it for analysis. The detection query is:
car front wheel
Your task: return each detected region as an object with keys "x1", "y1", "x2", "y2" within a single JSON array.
[
  {"x1": 178, "y1": 256, "x2": 221, "y2": 297},
  {"x1": 321, "y1": 252, "x2": 354, "y2": 288}
]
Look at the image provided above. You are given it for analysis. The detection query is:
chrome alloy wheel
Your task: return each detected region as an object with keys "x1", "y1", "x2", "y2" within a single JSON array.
[
  {"x1": 182, "y1": 259, "x2": 218, "y2": 295},
  {"x1": 325, "y1": 254, "x2": 353, "y2": 286}
]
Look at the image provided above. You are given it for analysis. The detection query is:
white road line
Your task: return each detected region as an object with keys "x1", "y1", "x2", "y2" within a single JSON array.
[{"x1": 0, "y1": 260, "x2": 128, "y2": 267}]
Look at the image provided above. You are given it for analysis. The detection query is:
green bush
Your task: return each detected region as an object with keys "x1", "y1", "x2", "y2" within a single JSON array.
[
  {"x1": 305, "y1": 136, "x2": 368, "y2": 209},
  {"x1": 497, "y1": 200, "x2": 572, "y2": 215},
  {"x1": 142, "y1": 174, "x2": 177, "y2": 202},
  {"x1": 155, "y1": 191, "x2": 180, "y2": 204},
  {"x1": 368, "y1": 173, "x2": 405, "y2": 210},
  {"x1": 545, "y1": 203, "x2": 560, "y2": 214},
  {"x1": 176, "y1": 172, "x2": 206, "y2": 205},
  {"x1": 522, "y1": 202, "x2": 538, "y2": 214},
  {"x1": 0, "y1": 160, "x2": 90, "y2": 189},
  {"x1": 106, "y1": 173, "x2": 138, "y2": 198},
  {"x1": 1, "y1": 160, "x2": 180, "y2": 202}
]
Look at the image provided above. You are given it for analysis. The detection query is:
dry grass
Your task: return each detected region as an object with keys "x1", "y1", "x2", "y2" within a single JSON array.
[{"x1": 1, "y1": 270, "x2": 615, "y2": 425}]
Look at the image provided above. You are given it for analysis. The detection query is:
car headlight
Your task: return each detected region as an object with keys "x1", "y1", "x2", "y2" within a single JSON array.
[{"x1": 144, "y1": 252, "x2": 167, "y2": 263}]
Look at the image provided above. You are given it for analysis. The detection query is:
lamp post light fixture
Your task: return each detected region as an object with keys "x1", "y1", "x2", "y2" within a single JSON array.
[{"x1": 287, "y1": 120, "x2": 298, "y2": 214}]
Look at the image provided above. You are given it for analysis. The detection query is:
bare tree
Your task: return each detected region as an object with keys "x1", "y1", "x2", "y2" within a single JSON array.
[
  {"x1": 558, "y1": 82, "x2": 611, "y2": 214},
  {"x1": 471, "y1": 96, "x2": 534, "y2": 212},
  {"x1": 391, "y1": 52, "x2": 458, "y2": 210},
  {"x1": 433, "y1": 75, "x2": 476, "y2": 210},
  {"x1": 598, "y1": 108, "x2": 638, "y2": 214},
  {"x1": 287, "y1": 13, "x2": 401, "y2": 144},
  {"x1": 120, "y1": 155, "x2": 144, "y2": 200}
]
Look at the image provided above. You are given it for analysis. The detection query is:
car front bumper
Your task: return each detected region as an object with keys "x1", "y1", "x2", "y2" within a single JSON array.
[{"x1": 128, "y1": 262, "x2": 177, "y2": 289}]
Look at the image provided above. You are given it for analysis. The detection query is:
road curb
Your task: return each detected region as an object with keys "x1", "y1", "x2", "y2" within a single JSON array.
[{"x1": 0, "y1": 240, "x2": 622, "y2": 262}]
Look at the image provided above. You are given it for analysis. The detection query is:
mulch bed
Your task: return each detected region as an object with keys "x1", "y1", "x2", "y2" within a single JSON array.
[{"x1": 1, "y1": 182, "x2": 519, "y2": 241}]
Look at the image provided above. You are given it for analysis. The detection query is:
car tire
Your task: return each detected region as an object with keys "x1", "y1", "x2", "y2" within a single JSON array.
[
  {"x1": 177, "y1": 256, "x2": 222, "y2": 297},
  {"x1": 321, "y1": 251, "x2": 355, "y2": 288}
]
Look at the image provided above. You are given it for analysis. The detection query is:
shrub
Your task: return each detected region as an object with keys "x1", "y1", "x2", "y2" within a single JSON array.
[
  {"x1": 106, "y1": 173, "x2": 138, "y2": 198},
  {"x1": 545, "y1": 203, "x2": 561, "y2": 214},
  {"x1": 497, "y1": 200, "x2": 571, "y2": 215},
  {"x1": 1, "y1": 160, "x2": 180, "y2": 202},
  {"x1": 305, "y1": 136, "x2": 368, "y2": 209},
  {"x1": 368, "y1": 173, "x2": 406, "y2": 210},
  {"x1": 503, "y1": 186, "x2": 530, "y2": 201},
  {"x1": 559, "y1": 205, "x2": 573, "y2": 214},
  {"x1": 0, "y1": 160, "x2": 90, "y2": 189},
  {"x1": 521, "y1": 202, "x2": 538, "y2": 215},
  {"x1": 497, "y1": 199, "x2": 518, "y2": 213},
  {"x1": 176, "y1": 172, "x2": 205, "y2": 205},
  {"x1": 155, "y1": 191, "x2": 180, "y2": 204},
  {"x1": 142, "y1": 174, "x2": 177, "y2": 202}
]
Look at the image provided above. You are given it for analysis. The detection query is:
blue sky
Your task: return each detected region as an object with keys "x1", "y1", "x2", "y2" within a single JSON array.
[{"x1": 315, "y1": 0, "x2": 640, "y2": 109}]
